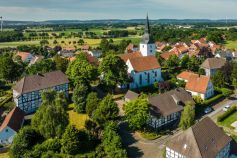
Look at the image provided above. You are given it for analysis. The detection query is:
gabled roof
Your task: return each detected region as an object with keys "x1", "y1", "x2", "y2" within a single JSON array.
[
  {"x1": 149, "y1": 88, "x2": 194, "y2": 117},
  {"x1": 128, "y1": 56, "x2": 161, "y2": 72},
  {"x1": 0, "y1": 107, "x2": 25, "y2": 132},
  {"x1": 166, "y1": 117, "x2": 232, "y2": 158},
  {"x1": 119, "y1": 52, "x2": 142, "y2": 62},
  {"x1": 16, "y1": 52, "x2": 31, "y2": 61},
  {"x1": 177, "y1": 71, "x2": 198, "y2": 81},
  {"x1": 13, "y1": 71, "x2": 69, "y2": 96},
  {"x1": 185, "y1": 75, "x2": 210, "y2": 94},
  {"x1": 124, "y1": 90, "x2": 139, "y2": 101},
  {"x1": 201, "y1": 58, "x2": 226, "y2": 69},
  {"x1": 160, "y1": 51, "x2": 178, "y2": 60}
]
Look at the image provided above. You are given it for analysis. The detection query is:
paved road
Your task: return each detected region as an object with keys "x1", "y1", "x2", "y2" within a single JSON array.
[{"x1": 208, "y1": 99, "x2": 237, "y2": 118}]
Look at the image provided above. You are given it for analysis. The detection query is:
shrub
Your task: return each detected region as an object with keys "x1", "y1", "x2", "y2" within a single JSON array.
[
  {"x1": 217, "y1": 106, "x2": 237, "y2": 122},
  {"x1": 221, "y1": 88, "x2": 233, "y2": 97},
  {"x1": 203, "y1": 94, "x2": 224, "y2": 106}
]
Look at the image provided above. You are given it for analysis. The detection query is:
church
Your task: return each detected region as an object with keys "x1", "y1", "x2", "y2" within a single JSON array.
[{"x1": 120, "y1": 15, "x2": 162, "y2": 89}]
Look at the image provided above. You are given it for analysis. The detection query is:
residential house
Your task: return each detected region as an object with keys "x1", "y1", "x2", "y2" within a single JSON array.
[
  {"x1": 200, "y1": 58, "x2": 226, "y2": 76},
  {"x1": 67, "y1": 53, "x2": 99, "y2": 66},
  {"x1": 166, "y1": 117, "x2": 232, "y2": 158},
  {"x1": 232, "y1": 51, "x2": 237, "y2": 58},
  {"x1": 126, "y1": 44, "x2": 139, "y2": 53},
  {"x1": 160, "y1": 44, "x2": 189, "y2": 60},
  {"x1": 148, "y1": 88, "x2": 194, "y2": 129},
  {"x1": 13, "y1": 71, "x2": 69, "y2": 114},
  {"x1": 124, "y1": 90, "x2": 139, "y2": 102},
  {"x1": 29, "y1": 55, "x2": 44, "y2": 66},
  {"x1": 215, "y1": 50, "x2": 234, "y2": 60},
  {"x1": 87, "y1": 50, "x2": 102, "y2": 58},
  {"x1": 16, "y1": 52, "x2": 34, "y2": 63},
  {"x1": 0, "y1": 107, "x2": 25, "y2": 145},
  {"x1": 177, "y1": 71, "x2": 214, "y2": 99},
  {"x1": 155, "y1": 42, "x2": 168, "y2": 52},
  {"x1": 119, "y1": 15, "x2": 162, "y2": 89},
  {"x1": 58, "y1": 47, "x2": 76, "y2": 58},
  {"x1": 81, "y1": 45, "x2": 90, "y2": 52}
]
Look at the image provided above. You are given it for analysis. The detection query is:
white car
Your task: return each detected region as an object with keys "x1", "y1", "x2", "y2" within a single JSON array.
[
  {"x1": 223, "y1": 105, "x2": 231, "y2": 112},
  {"x1": 204, "y1": 107, "x2": 212, "y2": 114}
]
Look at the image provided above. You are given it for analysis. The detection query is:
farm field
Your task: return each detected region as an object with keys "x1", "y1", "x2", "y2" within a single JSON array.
[
  {"x1": 0, "y1": 37, "x2": 141, "y2": 48},
  {"x1": 224, "y1": 40, "x2": 237, "y2": 50}
]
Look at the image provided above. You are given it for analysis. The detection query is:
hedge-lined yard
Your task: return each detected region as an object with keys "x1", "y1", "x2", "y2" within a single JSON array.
[{"x1": 217, "y1": 106, "x2": 237, "y2": 126}]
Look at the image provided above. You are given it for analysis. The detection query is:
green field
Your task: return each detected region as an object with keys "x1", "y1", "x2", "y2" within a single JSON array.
[
  {"x1": 0, "y1": 37, "x2": 141, "y2": 48},
  {"x1": 224, "y1": 41, "x2": 237, "y2": 50}
]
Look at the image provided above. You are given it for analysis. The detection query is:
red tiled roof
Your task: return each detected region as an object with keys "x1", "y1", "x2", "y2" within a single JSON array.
[
  {"x1": 119, "y1": 52, "x2": 142, "y2": 62},
  {"x1": 177, "y1": 71, "x2": 198, "y2": 81},
  {"x1": 160, "y1": 51, "x2": 178, "y2": 60},
  {"x1": 185, "y1": 75, "x2": 210, "y2": 94},
  {"x1": 16, "y1": 52, "x2": 31, "y2": 61},
  {"x1": 129, "y1": 56, "x2": 161, "y2": 72},
  {"x1": 0, "y1": 107, "x2": 25, "y2": 132}
]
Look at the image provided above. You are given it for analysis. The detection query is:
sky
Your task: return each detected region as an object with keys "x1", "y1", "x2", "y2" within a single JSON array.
[{"x1": 0, "y1": 0, "x2": 236, "y2": 21}]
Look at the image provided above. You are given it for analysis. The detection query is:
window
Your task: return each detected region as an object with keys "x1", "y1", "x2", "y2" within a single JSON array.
[
  {"x1": 147, "y1": 73, "x2": 150, "y2": 84},
  {"x1": 5, "y1": 129, "x2": 8, "y2": 132},
  {"x1": 139, "y1": 75, "x2": 142, "y2": 85}
]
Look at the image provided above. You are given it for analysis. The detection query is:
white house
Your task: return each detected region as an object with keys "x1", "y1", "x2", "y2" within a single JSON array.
[
  {"x1": 200, "y1": 58, "x2": 226, "y2": 76},
  {"x1": 0, "y1": 107, "x2": 25, "y2": 145},
  {"x1": 87, "y1": 50, "x2": 102, "y2": 58},
  {"x1": 126, "y1": 56, "x2": 162, "y2": 89},
  {"x1": 13, "y1": 71, "x2": 69, "y2": 114},
  {"x1": 16, "y1": 52, "x2": 34, "y2": 63},
  {"x1": 148, "y1": 88, "x2": 194, "y2": 129},
  {"x1": 177, "y1": 71, "x2": 214, "y2": 100},
  {"x1": 166, "y1": 117, "x2": 232, "y2": 158}
]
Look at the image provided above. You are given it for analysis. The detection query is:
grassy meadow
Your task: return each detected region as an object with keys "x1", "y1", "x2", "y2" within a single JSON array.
[{"x1": 224, "y1": 40, "x2": 237, "y2": 50}]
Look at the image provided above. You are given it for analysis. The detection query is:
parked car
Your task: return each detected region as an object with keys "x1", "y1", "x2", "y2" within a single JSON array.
[
  {"x1": 223, "y1": 105, "x2": 231, "y2": 112},
  {"x1": 204, "y1": 107, "x2": 213, "y2": 114}
]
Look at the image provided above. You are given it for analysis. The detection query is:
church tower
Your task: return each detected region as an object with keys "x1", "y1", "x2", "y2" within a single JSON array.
[{"x1": 140, "y1": 14, "x2": 156, "y2": 56}]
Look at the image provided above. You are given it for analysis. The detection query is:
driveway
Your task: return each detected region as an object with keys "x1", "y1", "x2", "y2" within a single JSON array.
[{"x1": 119, "y1": 122, "x2": 180, "y2": 158}]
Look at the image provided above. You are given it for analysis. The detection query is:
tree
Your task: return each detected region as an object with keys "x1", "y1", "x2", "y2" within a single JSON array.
[
  {"x1": 10, "y1": 126, "x2": 43, "y2": 158},
  {"x1": 99, "y1": 54, "x2": 128, "y2": 92},
  {"x1": 102, "y1": 122, "x2": 127, "y2": 158},
  {"x1": 53, "y1": 40, "x2": 58, "y2": 45},
  {"x1": 232, "y1": 63, "x2": 237, "y2": 89},
  {"x1": 100, "y1": 39, "x2": 110, "y2": 53},
  {"x1": 165, "y1": 55, "x2": 179, "y2": 68},
  {"x1": 221, "y1": 61, "x2": 233, "y2": 84},
  {"x1": 187, "y1": 56, "x2": 200, "y2": 72},
  {"x1": 93, "y1": 94, "x2": 119, "y2": 126},
  {"x1": 40, "y1": 40, "x2": 49, "y2": 46},
  {"x1": 66, "y1": 53, "x2": 98, "y2": 85},
  {"x1": 61, "y1": 125, "x2": 83, "y2": 155},
  {"x1": 78, "y1": 39, "x2": 84, "y2": 45},
  {"x1": 86, "y1": 92, "x2": 100, "y2": 117},
  {"x1": 124, "y1": 98, "x2": 149, "y2": 130},
  {"x1": 26, "y1": 59, "x2": 56, "y2": 75},
  {"x1": 180, "y1": 54, "x2": 189, "y2": 69},
  {"x1": 54, "y1": 55, "x2": 69, "y2": 73},
  {"x1": 0, "y1": 54, "x2": 24, "y2": 82},
  {"x1": 211, "y1": 70, "x2": 225, "y2": 88},
  {"x1": 72, "y1": 82, "x2": 90, "y2": 113},
  {"x1": 31, "y1": 90, "x2": 69, "y2": 138},
  {"x1": 179, "y1": 102, "x2": 195, "y2": 130}
]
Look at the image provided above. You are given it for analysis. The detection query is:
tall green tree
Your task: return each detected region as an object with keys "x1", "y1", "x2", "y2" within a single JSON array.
[
  {"x1": 211, "y1": 70, "x2": 225, "y2": 88},
  {"x1": 10, "y1": 126, "x2": 43, "y2": 158},
  {"x1": 66, "y1": 53, "x2": 98, "y2": 85},
  {"x1": 102, "y1": 122, "x2": 127, "y2": 158},
  {"x1": 72, "y1": 82, "x2": 90, "y2": 113},
  {"x1": 31, "y1": 90, "x2": 69, "y2": 138},
  {"x1": 99, "y1": 54, "x2": 128, "y2": 92},
  {"x1": 54, "y1": 55, "x2": 69, "y2": 73},
  {"x1": 0, "y1": 54, "x2": 24, "y2": 82},
  {"x1": 179, "y1": 54, "x2": 190, "y2": 69},
  {"x1": 86, "y1": 92, "x2": 100, "y2": 117},
  {"x1": 93, "y1": 94, "x2": 119, "y2": 126},
  {"x1": 179, "y1": 102, "x2": 195, "y2": 130},
  {"x1": 124, "y1": 98, "x2": 149, "y2": 130},
  {"x1": 26, "y1": 59, "x2": 56, "y2": 75},
  {"x1": 232, "y1": 63, "x2": 237, "y2": 89},
  {"x1": 187, "y1": 56, "x2": 200, "y2": 72},
  {"x1": 61, "y1": 125, "x2": 88, "y2": 155}
]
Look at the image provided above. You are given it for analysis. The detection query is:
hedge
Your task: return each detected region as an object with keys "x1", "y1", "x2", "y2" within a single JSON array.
[
  {"x1": 0, "y1": 95, "x2": 13, "y2": 107},
  {"x1": 203, "y1": 94, "x2": 224, "y2": 106},
  {"x1": 217, "y1": 106, "x2": 237, "y2": 122}
]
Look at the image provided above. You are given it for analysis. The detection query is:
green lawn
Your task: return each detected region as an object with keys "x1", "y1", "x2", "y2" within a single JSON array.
[
  {"x1": 218, "y1": 111, "x2": 237, "y2": 129},
  {"x1": 224, "y1": 40, "x2": 237, "y2": 50},
  {"x1": 138, "y1": 131, "x2": 161, "y2": 140},
  {"x1": 67, "y1": 104, "x2": 89, "y2": 130}
]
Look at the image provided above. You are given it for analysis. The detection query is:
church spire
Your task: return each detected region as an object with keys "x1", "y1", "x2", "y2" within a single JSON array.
[{"x1": 145, "y1": 13, "x2": 150, "y2": 34}]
